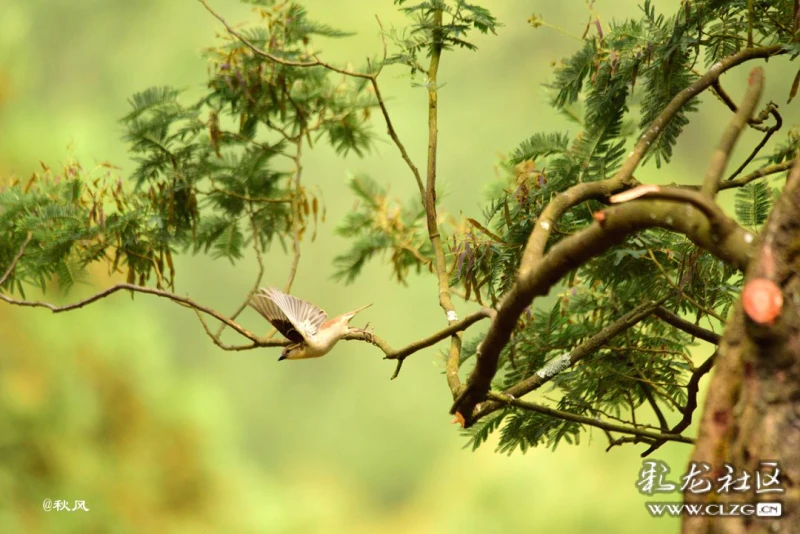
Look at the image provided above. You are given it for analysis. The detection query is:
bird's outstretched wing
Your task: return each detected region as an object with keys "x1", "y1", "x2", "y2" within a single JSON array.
[{"x1": 248, "y1": 287, "x2": 328, "y2": 342}]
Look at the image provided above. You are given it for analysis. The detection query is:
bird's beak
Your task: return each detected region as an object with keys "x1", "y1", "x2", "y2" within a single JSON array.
[
  {"x1": 342, "y1": 302, "x2": 373, "y2": 321},
  {"x1": 278, "y1": 353, "x2": 288, "y2": 361}
]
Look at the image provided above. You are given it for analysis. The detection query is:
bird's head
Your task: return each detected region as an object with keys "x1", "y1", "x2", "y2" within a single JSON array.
[{"x1": 278, "y1": 343, "x2": 307, "y2": 361}]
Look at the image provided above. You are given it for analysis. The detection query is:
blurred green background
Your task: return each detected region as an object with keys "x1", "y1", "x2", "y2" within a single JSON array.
[{"x1": 1, "y1": 1, "x2": 797, "y2": 532}]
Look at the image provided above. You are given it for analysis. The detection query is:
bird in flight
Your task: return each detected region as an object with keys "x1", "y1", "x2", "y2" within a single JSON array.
[{"x1": 248, "y1": 287, "x2": 372, "y2": 360}]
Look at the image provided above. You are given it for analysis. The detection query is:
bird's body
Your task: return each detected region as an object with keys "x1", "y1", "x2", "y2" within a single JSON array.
[{"x1": 248, "y1": 287, "x2": 371, "y2": 360}]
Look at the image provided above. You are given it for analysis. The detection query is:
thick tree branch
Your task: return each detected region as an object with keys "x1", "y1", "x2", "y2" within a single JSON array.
[
  {"x1": 453, "y1": 196, "x2": 754, "y2": 426},
  {"x1": 472, "y1": 300, "x2": 661, "y2": 421},
  {"x1": 486, "y1": 391, "x2": 694, "y2": 445},
  {"x1": 454, "y1": 48, "x2": 780, "y2": 421},
  {"x1": 701, "y1": 67, "x2": 764, "y2": 198},
  {"x1": 610, "y1": 185, "x2": 742, "y2": 236},
  {"x1": 517, "y1": 46, "x2": 781, "y2": 282},
  {"x1": 517, "y1": 177, "x2": 640, "y2": 281}
]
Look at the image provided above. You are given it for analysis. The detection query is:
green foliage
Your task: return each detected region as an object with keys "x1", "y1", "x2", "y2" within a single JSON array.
[
  {"x1": 509, "y1": 132, "x2": 570, "y2": 165},
  {"x1": 0, "y1": 162, "x2": 178, "y2": 293},
  {"x1": 385, "y1": 0, "x2": 500, "y2": 77},
  {"x1": 1, "y1": 0, "x2": 375, "y2": 295},
  {"x1": 462, "y1": 409, "x2": 507, "y2": 451},
  {"x1": 445, "y1": 0, "x2": 799, "y2": 453},
  {"x1": 735, "y1": 181, "x2": 772, "y2": 229},
  {"x1": 495, "y1": 409, "x2": 581, "y2": 454}
]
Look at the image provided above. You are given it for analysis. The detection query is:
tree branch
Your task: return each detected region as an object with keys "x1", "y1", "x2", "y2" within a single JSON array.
[
  {"x1": 486, "y1": 391, "x2": 694, "y2": 445},
  {"x1": 453, "y1": 195, "x2": 754, "y2": 426},
  {"x1": 518, "y1": 46, "x2": 781, "y2": 298},
  {"x1": 653, "y1": 306, "x2": 722, "y2": 345},
  {"x1": 610, "y1": 185, "x2": 742, "y2": 237},
  {"x1": 710, "y1": 78, "x2": 776, "y2": 132},
  {"x1": 472, "y1": 300, "x2": 662, "y2": 421},
  {"x1": 701, "y1": 67, "x2": 764, "y2": 198},
  {"x1": 343, "y1": 307, "x2": 494, "y2": 379},
  {"x1": 718, "y1": 159, "x2": 794, "y2": 190},
  {"x1": 419, "y1": 8, "x2": 463, "y2": 398},
  {"x1": 0, "y1": 282, "x2": 278, "y2": 347},
  {"x1": 641, "y1": 350, "x2": 716, "y2": 457},
  {"x1": 0, "y1": 232, "x2": 33, "y2": 288},
  {"x1": 285, "y1": 140, "x2": 304, "y2": 294},
  {"x1": 199, "y1": 0, "x2": 372, "y2": 78},
  {"x1": 213, "y1": 206, "x2": 266, "y2": 341},
  {"x1": 725, "y1": 103, "x2": 782, "y2": 182}
]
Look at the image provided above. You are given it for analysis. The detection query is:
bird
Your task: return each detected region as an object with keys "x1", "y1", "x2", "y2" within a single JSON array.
[{"x1": 248, "y1": 286, "x2": 372, "y2": 361}]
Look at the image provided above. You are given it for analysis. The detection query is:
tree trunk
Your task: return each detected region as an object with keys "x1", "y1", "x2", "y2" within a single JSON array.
[{"x1": 684, "y1": 162, "x2": 800, "y2": 533}]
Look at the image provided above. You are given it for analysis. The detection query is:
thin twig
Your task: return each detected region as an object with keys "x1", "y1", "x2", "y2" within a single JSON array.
[
  {"x1": 0, "y1": 232, "x2": 33, "y2": 287},
  {"x1": 641, "y1": 350, "x2": 716, "y2": 457},
  {"x1": 202, "y1": 306, "x2": 492, "y2": 361},
  {"x1": 214, "y1": 205, "x2": 266, "y2": 340},
  {"x1": 371, "y1": 16, "x2": 426, "y2": 199},
  {"x1": 343, "y1": 307, "x2": 494, "y2": 379},
  {"x1": 557, "y1": 396, "x2": 667, "y2": 432},
  {"x1": 725, "y1": 103, "x2": 782, "y2": 182},
  {"x1": 645, "y1": 249, "x2": 726, "y2": 323},
  {"x1": 203, "y1": 182, "x2": 293, "y2": 204},
  {"x1": 0, "y1": 282, "x2": 276, "y2": 346},
  {"x1": 640, "y1": 379, "x2": 670, "y2": 431},
  {"x1": 199, "y1": 0, "x2": 372, "y2": 78},
  {"x1": 607, "y1": 435, "x2": 654, "y2": 452},
  {"x1": 720, "y1": 158, "x2": 793, "y2": 190},
  {"x1": 285, "y1": 140, "x2": 304, "y2": 293}
]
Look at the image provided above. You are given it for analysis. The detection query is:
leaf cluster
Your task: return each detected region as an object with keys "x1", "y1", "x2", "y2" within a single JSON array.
[
  {"x1": 333, "y1": 175, "x2": 433, "y2": 284},
  {"x1": 2, "y1": 0, "x2": 374, "y2": 295},
  {"x1": 385, "y1": 0, "x2": 500, "y2": 77},
  {"x1": 0, "y1": 161, "x2": 177, "y2": 294}
]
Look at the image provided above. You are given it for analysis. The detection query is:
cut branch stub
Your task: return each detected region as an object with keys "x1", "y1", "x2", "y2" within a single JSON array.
[{"x1": 742, "y1": 278, "x2": 783, "y2": 325}]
